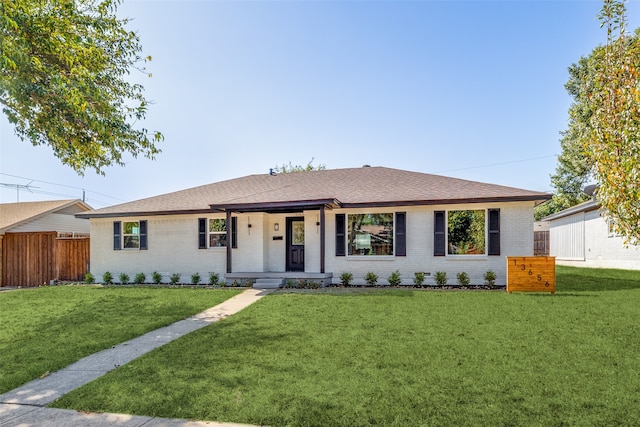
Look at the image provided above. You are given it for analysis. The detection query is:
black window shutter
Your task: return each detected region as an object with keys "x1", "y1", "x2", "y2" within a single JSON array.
[
  {"x1": 139, "y1": 220, "x2": 148, "y2": 250},
  {"x1": 395, "y1": 212, "x2": 406, "y2": 256},
  {"x1": 335, "y1": 214, "x2": 345, "y2": 256},
  {"x1": 231, "y1": 216, "x2": 238, "y2": 248},
  {"x1": 198, "y1": 218, "x2": 207, "y2": 249},
  {"x1": 434, "y1": 211, "x2": 445, "y2": 256},
  {"x1": 488, "y1": 208, "x2": 500, "y2": 255},
  {"x1": 113, "y1": 221, "x2": 121, "y2": 251}
]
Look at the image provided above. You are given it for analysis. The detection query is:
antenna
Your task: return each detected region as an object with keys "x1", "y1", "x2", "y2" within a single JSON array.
[{"x1": 0, "y1": 182, "x2": 40, "y2": 202}]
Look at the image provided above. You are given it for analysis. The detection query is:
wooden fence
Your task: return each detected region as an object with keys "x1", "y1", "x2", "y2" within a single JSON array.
[
  {"x1": 534, "y1": 230, "x2": 550, "y2": 256},
  {"x1": 1, "y1": 232, "x2": 90, "y2": 287}
]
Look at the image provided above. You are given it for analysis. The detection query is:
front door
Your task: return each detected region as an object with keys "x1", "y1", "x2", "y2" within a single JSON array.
[{"x1": 286, "y1": 218, "x2": 305, "y2": 272}]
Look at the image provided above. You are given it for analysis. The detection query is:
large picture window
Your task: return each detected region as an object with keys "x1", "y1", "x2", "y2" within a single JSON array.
[
  {"x1": 209, "y1": 219, "x2": 227, "y2": 247},
  {"x1": 347, "y1": 213, "x2": 394, "y2": 256},
  {"x1": 447, "y1": 210, "x2": 485, "y2": 255}
]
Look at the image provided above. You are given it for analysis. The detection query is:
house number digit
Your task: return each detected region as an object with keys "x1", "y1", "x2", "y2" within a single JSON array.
[
  {"x1": 537, "y1": 274, "x2": 542, "y2": 281},
  {"x1": 520, "y1": 264, "x2": 526, "y2": 270}
]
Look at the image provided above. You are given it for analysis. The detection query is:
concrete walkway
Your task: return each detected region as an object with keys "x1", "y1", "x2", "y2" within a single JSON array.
[{"x1": 0, "y1": 289, "x2": 269, "y2": 426}]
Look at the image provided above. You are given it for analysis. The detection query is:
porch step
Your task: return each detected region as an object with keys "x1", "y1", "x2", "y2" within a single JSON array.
[{"x1": 253, "y1": 278, "x2": 284, "y2": 289}]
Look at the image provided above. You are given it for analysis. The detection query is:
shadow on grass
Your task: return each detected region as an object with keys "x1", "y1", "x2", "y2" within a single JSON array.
[{"x1": 557, "y1": 266, "x2": 640, "y2": 292}]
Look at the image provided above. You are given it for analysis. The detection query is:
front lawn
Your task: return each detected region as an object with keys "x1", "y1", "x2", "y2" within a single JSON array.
[
  {"x1": 51, "y1": 266, "x2": 640, "y2": 426},
  {"x1": 0, "y1": 286, "x2": 241, "y2": 394}
]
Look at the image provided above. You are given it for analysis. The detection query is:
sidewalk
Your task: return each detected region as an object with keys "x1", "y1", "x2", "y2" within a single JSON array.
[{"x1": 0, "y1": 289, "x2": 269, "y2": 427}]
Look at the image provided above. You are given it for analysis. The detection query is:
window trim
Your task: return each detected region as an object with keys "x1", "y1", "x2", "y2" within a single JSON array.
[
  {"x1": 114, "y1": 220, "x2": 147, "y2": 250},
  {"x1": 435, "y1": 208, "x2": 500, "y2": 258}
]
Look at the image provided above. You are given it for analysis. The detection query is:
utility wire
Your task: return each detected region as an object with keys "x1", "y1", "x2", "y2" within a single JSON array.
[{"x1": 434, "y1": 155, "x2": 556, "y2": 174}]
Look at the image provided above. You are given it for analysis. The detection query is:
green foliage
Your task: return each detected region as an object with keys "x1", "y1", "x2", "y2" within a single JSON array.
[
  {"x1": 447, "y1": 210, "x2": 485, "y2": 254},
  {"x1": 84, "y1": 272, "x2": 95, "y2": 284},
  {"x1": 102, "y1": 271, "x2": 113, "y2": 285},
  {"x1": 190, "y1": 273, "x2": 201, "y2": 286},
  {"x1": 208, "y1": 273, "x2": 220, "y2": 287},
  {"x1": 387, "y1": 270, "x2": 402, "y2": 286},
  {"x1": 272, "y1": 158, "x2": 326, "y2": 174},
  {"x1": 119, "y1": 273, "x2": 129, "y2": 285},
  {"x1": 434, "y1": 271, "x2": 447, "y2": 286},
  {"x1": 484, "y1": 270, "x2": 497, "y2": 287},
  {"x1": 169, "y1": 273, "x2": 181, "y2": 286},
  {"x1": 456, "y1": 272, "x2": 470, "y2": 287},
  {"x1": 0, "y1": 0, "x2": 163, "y2": 175},
  {"x1": 133, "y1": 273, "x2": 146, "y2": 285},
  {"x1": 340, "y1": 272, "x2": 353, "y2": 286},
  {"x1": 553, "y1": 1, "x2": 640, "y2": 243},
  {"x1": 151, "y1": 271, "x2": 162, "y2": 285},
  {"x1": 364, "y1": 272, "x2": 378, "y2": 286},
  {"x1": 413, "y1": 272, "x2": 425, "y2": 287}
]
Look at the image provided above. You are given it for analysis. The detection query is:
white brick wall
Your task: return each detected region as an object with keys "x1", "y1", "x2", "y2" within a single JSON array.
[{"x1": 89, "y1": 201, "x2": 537, "y2": 285}]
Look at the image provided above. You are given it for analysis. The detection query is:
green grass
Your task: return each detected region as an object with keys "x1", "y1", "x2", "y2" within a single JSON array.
[
  {"x1": 50, "y1": 266, "x2": 640, "y2": 426},
  {"x1": 0, "y1": 286, "x2": 241, "y2": 393}
]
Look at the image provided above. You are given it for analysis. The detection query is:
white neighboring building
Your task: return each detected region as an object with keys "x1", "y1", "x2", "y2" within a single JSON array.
[{"x1": 543, "y1": 199, "x2": 640, "y2": 271}]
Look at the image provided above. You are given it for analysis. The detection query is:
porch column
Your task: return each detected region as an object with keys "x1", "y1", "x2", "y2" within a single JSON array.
[
  {"x1": 320, "y1": 206, "x2": 325, "y2": 274},
  {"x1": 226, "y1": 210, "x2": 232, "y2": 274}
]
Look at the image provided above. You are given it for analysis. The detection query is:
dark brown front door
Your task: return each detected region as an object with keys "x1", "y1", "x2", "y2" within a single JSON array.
[{"x1": 286, "y1": 218, "x2": 304, "y2": 272}]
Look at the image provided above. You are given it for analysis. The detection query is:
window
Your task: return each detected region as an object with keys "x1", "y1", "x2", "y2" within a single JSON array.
[
  {"x1": 199, "y1": 218, "x2": 227, "y2": 248},
  {"x1": 114, "y1": 220, "x2": 147, "y2": 250},
  {"x1": 209, "y1": 219, "x2": 227, "y2": 247},
  {"x1": 447, "y1": 210, "x2": 486, "y2": 255},
  {"x1": 123, "y1": 221, "x2": 141, "y2": 249},
  {"x1": 347, "y1": 213, "x2": 394, "y2": 256}
]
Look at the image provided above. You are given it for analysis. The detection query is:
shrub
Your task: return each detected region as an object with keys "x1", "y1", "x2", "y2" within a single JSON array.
[
  {"x1": 191, "y1": 273, "x2": 201, "y2": 285},
  {"x1": 119, "y1": 273, "x2": 130, "y2": 285},
  {"x1": 387, "y1": 270, "x2": 402, "y2": 286},
  {"x1": 484, "y1": 270, "x2": 497, "y2": 287},
  {"x1": 365, "y1": 272, "x2": 378, "y2": 286},
  {"x1": 208, "y1": 272, "x2": 220, "y2": 286},
  {"x1": 169, "y1": 273, "x2": 181, "y2": 286},
  {"x1": 84, "y1": 272, "x2": 95, "y2": 284},
  {"x1": 340, "y1": 272, "x2": 353, "y2": 286},
  {"x1": 457, "y1": 272, "x2": 470, "y2": 287},
  {"x1": 218, "y1": 281, "x2": 227, "y2": 287},
  {"x1": 434, "y1": 271, "x2": 448, "y2": 286},
  {"x1": 152, "y1": 271, "x2": 162, "y2": 285},
  {"x1": 413, "y1": 272, "x2": 425, "y2": 287},
  {"x1": 102, "y1": 271, "x2": 113, "y2": 285},
  {"x1": 134, "y1": 272, "x2": 146, "y2": 285}
]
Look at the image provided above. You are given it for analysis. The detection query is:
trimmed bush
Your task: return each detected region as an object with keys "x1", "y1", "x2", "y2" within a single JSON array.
[
  {"x1": 191, "y1": 273, "x2": 201, "y2": 285},
  {"x1": 102, "y1": 271, "x2": 113, "y2": 285},
  {"x1": 435, "y1": 271, "x2": 448, "y2": 286},
  {"x1": 134, "y1": 272, "x2": 146, "y2": 285},
  {"x1": 387, "y1": 270, "x2": 402, "y2": 286},
  {"x1": 365, "y1": 272, "x2": 378, "y2": 286},
  {"x1": 169, "y1": 273, "x2": 181, "y2": 286},
  {"x1": 413, "y1": 272, "x2": 425, "y2": 287},
  {"x1": 484, "y1": 270, "x2": 497, "y2": 287},
  {"x1": 457, "y1": 272, "x2": 470, "y2": 286},
  {"x1": 208, "y1": 272, "x2": 220, "y2": 286},
  {"x1": 84, "y1": 272, "x2": 95, "y2": 284},
  {"x1": 340, "y1": 272, "x2": 353, "y2": 286},
  {"x1": 152, "y1": 271, "x2": 162, "y2": 285},
  {"x1": 119, "y1": 273, "x2": 130, "y2": 285}
]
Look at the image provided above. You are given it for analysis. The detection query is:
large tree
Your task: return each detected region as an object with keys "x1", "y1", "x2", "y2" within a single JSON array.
[
  {"x1": 0, "y1": 0, "x2": 162, "y2": 175},
  {"x1": 546, "y1": 0, "x2": 639, "y2": 244}
]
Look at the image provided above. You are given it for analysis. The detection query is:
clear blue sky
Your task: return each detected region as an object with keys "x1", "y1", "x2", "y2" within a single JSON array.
[{"x1": 2, "y1": 0, "x2": 639, "y2": 208}]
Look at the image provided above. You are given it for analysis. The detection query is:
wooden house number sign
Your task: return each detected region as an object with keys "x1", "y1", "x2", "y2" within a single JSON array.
[{"x1": 506, "y1": 256, "x2": 556, "y2": 294}]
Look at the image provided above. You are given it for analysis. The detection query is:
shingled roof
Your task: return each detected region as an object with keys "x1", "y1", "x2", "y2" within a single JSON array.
[
  {"x1": 78, "y1": 167, "x2": 551, "y2": 218},
  {"x1": 1, "y1": 199, "x2": 92, "y2": 233}
]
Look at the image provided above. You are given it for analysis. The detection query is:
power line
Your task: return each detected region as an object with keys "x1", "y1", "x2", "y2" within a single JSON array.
[{"x1": 434, "y1": 155, "x2": 556, "y2": 174}]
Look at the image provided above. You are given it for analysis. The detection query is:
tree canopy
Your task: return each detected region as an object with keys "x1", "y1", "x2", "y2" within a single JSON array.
[
  {"x1": 272, "y1": 158, "x2": 326, "y2": 174},
  {"x1": 0, "y1": 0, "x2": 162, "y2": 175},
  {"x1": 545, "y1": 0, "x2": 639, "y2": 244}
]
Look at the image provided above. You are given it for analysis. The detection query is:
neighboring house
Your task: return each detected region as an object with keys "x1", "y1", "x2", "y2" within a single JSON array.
[
  {"x1": 77, "y1": 167, "x2": 551, "y2": 286},
  {"x1": 543, "y1": 199, "x2": 640, "y2": 271},
  {"x1": 0, "y1": 199, "x2": 92, "y2": 287}
]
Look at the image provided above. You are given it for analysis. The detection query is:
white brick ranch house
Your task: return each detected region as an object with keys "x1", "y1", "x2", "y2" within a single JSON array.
[{"x1": 77, "y1": 167, "x2": 551, "y2": 286}]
